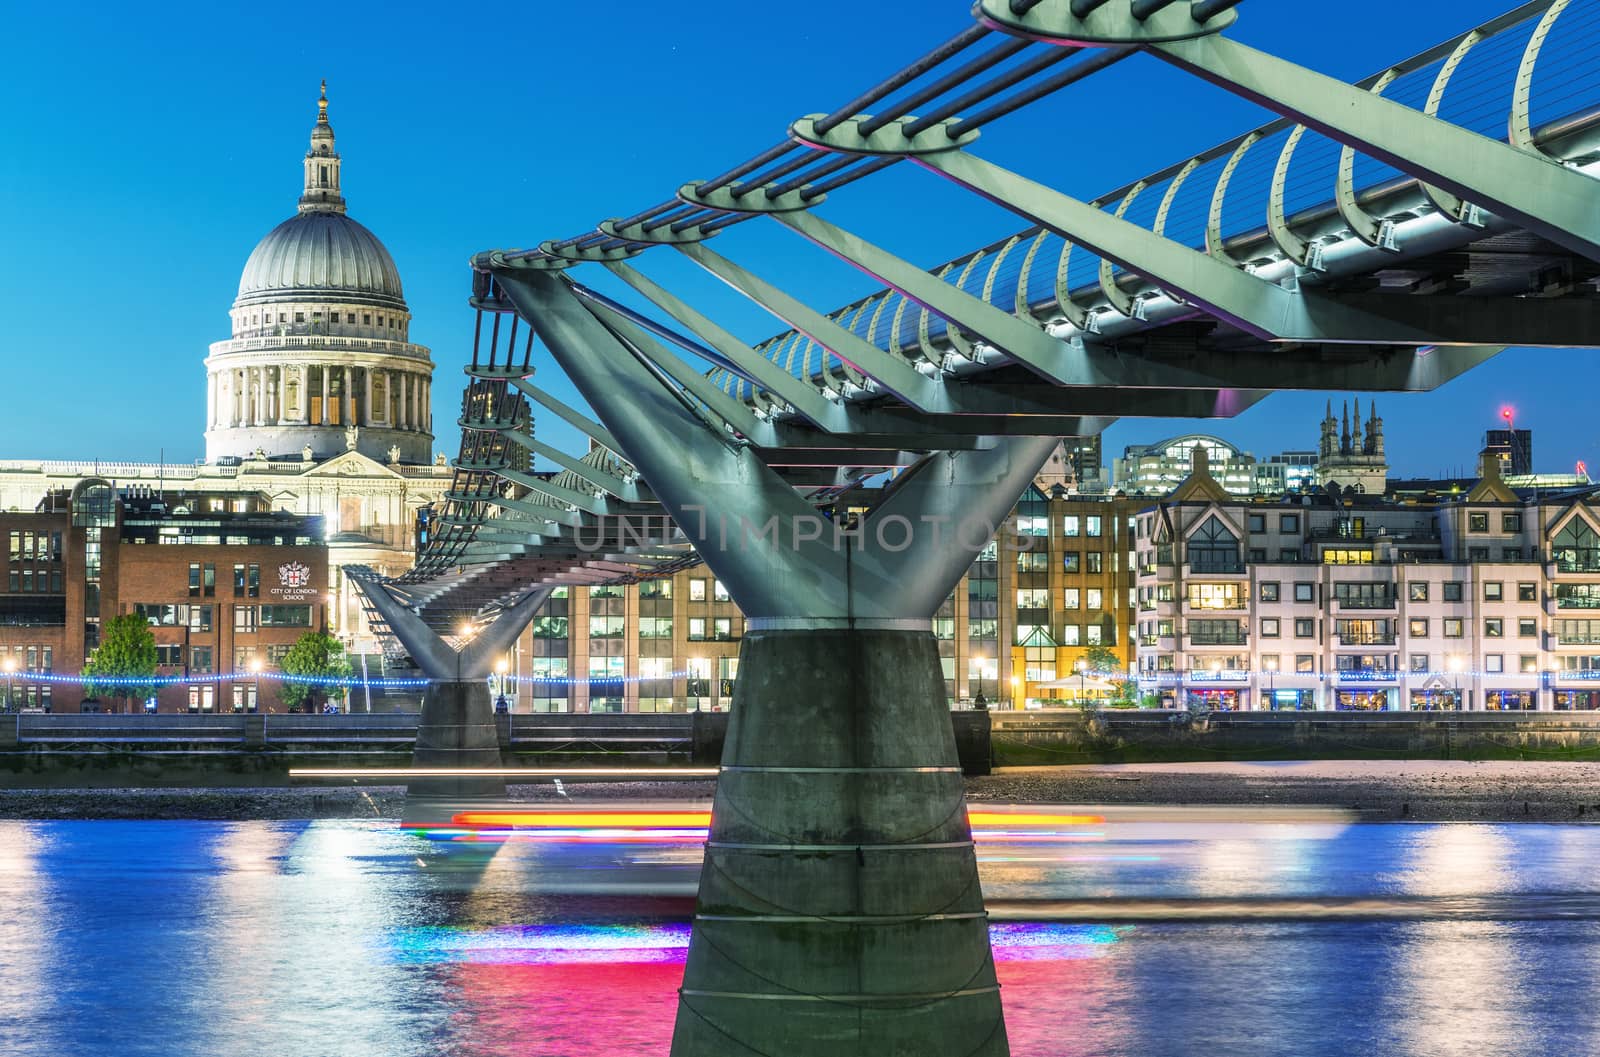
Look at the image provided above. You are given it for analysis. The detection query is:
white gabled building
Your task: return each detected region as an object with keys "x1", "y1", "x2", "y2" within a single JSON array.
[{"x1": 1133, "y1": 449, "x2": 1600, "y2": 711}]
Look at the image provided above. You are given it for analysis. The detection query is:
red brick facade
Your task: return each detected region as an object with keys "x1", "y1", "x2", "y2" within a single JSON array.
[{"x1": 0, "y1": 490, "x2": 327, "y2": 712}]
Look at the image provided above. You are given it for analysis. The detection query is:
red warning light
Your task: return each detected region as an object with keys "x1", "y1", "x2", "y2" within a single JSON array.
[{"x1": 1500, "y1": 406, "x2": 1515, "y2": 424}]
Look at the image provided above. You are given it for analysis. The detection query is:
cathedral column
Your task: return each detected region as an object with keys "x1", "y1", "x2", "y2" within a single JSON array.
[
  {"x1": 421, "y1": 378, "x2": 430, "y2": 432},
  {"x1": 402, "y1": 371, "x2": 412, "y2": 429},
  {"x1": 267, "y1": 368, "x2": 279, "y2": 425},
  {"x1": 244, "y1": 368, "x2": 255, "y2": 427},
  {"x1": 206, "y1": 372, "x2": 216, "y2": 429},
  {"x1": 343, "y1": 365, "x2": 354, "y2": 427},
  {"x1": 363, "y1": 368, "x2": 374, "y2": 426},
  {"x1": 321, "y1": 365, "x2": 332, "y2": 425}
]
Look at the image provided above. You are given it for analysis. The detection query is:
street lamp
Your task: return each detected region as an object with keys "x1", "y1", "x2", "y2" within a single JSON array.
[
  {"x1": 1265, "y1": 656, "x2": 1279, "y2": 710},
  {"x1": 495, "y1": 657, "x2": 511, "y2": 714},
  {"x1": 1448, "y1": 654, "x2": 1464, "y2": 710},
  {"x1": 249, "y1": 656, "x2": 263, "y2": 714},
  {"x1": 1075, "y1": 657, "x2": 1088, "y2": 705},
  {"x1": 0, "y1": 656, "x2": 14, "y2": 712}
]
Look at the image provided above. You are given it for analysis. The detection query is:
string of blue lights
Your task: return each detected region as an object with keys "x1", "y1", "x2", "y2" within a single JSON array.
[{"x1": 15, "y1": 669, "x2": 694, "y2": 688}]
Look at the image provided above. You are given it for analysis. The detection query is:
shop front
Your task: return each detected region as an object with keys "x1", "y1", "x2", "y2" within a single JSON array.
[
  {"x1": 1408, "y1": 689, "x2": 1463, "y2": 711},
  {"x1": 1484, "y1": 689, "x2": 1537, "y2": 711},
  {"x1": 1335, "y1": 688, "x2": 1394, "y2": 711},
  {"x1": 1555, "y1": 689, "x2": 1600, "y2": 710},
  {"x1": 1185, "y1": 687, "x2": 1244, "y2": 711},
  {"x1": 1262, "y1": 689, "x2": 1314, "y2": 711}
]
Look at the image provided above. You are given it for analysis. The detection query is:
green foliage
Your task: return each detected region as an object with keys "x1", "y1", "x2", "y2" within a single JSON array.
[
  {"x1": 1140, "y1": 693, "x2": 1164, "y2": 709},
  {"x1": 1082, "y1": 645, "x2": 1122, "y2": 676},
  {"x1": 82, "y1": 613, "x2": 160, "y2": 707},
  {"x1": 277, "y1": 632, "x2": 351, "y2": 713}
]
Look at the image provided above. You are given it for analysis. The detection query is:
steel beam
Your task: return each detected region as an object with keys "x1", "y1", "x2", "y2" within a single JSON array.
[
  {"x1": 674, "y1": 241, "x2": 948, "y2": 409},
  {"x1": 495, "y1": 426, "x2": 646, "y2": 499},
  {"x1": 507, "y1": 378, "x2": 621, "y2": 453},
  {"x1": 914, "y1": 149, "x2": 1508, "y2": 346},
  {"x1": 1150, "y1": 33, "x2": 1600, "y2": 265},
  {"x1": 771, "y1": 210, "x2": 1089, "y2": 384}
]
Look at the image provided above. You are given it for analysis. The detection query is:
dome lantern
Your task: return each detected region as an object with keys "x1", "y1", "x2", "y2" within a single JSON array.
[{"x1": 299, "y1": 80, "x2": 345, "y2": 216}]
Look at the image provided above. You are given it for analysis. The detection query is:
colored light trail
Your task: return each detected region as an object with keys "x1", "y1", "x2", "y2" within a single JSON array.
[
  {"x1": 384, "y1": 921, "x2": 1127, "y2": 967},
  {"x1": 289, "y1": 767, "x2": 720, "y2": 779},
  {"x1": 416, "y1": 806, "x2": 1109, "y2": 844}
]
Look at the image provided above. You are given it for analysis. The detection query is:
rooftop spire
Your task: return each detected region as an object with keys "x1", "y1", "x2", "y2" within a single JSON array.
[{"x1": 298, "y1": 80, "x2": 346, "y2": 215}]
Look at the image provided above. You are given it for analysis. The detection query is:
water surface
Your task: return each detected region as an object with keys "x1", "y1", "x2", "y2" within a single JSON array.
[{"x1": 3, "y1": 815, "x2": 1598, "y2": 1056}]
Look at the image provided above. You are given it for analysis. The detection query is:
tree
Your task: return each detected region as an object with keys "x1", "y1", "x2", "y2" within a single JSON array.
[
  {"x1": 1082, "y1": 645, "x2": 1121, "y2": 677},
  {"x1": 1082, "y1": 645, "x2": 1136, "y2": 706},
  {"x1": 82, "y1": 614, "x2": 159, "y2": 713},
  {"x1": 278, "y1": 632, "x2": 351, "y2": 713}
]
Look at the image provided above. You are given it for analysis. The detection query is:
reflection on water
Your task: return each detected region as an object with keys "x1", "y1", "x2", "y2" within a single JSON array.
[{"x1": 3, "y1": 813, "x2": 1600, "y2": 1056}]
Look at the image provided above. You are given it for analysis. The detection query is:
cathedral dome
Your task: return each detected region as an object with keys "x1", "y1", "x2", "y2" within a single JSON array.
[{"x1": 235, "y1": 212, "x2": 405, "y2": 309}]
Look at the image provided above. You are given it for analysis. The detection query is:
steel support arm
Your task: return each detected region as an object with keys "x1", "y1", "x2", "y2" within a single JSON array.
[
  {"x1": 674, "y1": 242, "x2": 949, "y2": 409},
  {"x1": 580, "y1": 299, "x2": 774, "y2": 439},
  {"x1": 508, "y1": 378, "x2": 621, "y2": 453},
  {"x1": 602, "y1": 262, "x2": 846, "y2": 428},
  {"x1": 771, "y1": 210, "x2": 1094, "y2": 384},
  {"x1": 1151, "y1": 33, "x2": 1600, "y2": 265},
  {"x1": 351, "y1": 580, "x2": 550, "y2": 680},
  {"x1": 858, "y1": 437, "x2": 1061, "y2": 616},
  {"x1": 494, "y1": 425, "x2": 647, "y2": 500},
  {"x1": 915, "y1": 149, "x2": 1482, "y2": 346},
  {"x1": 494, "y1": 268, "x2": 845, "y2": 619},
  {"x1": 480, "y1": 464, "x2": 613, "y2": 515}
]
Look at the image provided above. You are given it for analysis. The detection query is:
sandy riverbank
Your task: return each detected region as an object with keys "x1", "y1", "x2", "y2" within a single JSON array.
[{"x1": 5, "y1": 761, "x2": 1600, "y2": 821}]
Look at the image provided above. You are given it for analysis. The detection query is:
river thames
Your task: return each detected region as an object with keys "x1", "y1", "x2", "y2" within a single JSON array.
[{"x1": 4, "y1": 811, "x2": 1600, "y2": 1056}]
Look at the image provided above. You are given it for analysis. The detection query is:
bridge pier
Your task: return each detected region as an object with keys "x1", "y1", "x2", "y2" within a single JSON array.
[
  {"x1": 494, "y1": 267, "x2": 1052, "y2": 1056},
  {"x1": 412, "y1": 680, "x2": 504, "y2": 803},
  {"x1": 674, "y1": 626, "x2": 1005, "y2": 1056},
  {"x1": 349, "y1": 577, "x2": 548, "y2": 822}
]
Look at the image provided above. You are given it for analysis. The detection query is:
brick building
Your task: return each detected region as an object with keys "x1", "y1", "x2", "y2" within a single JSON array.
[{"x1": 0, "y1": 481, "x2": 327, "y2": 712}]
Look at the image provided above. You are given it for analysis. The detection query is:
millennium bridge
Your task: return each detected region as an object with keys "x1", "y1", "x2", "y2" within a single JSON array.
[{"x1": 349, "y1": 2, "x2": 1600, "y2": 1052}]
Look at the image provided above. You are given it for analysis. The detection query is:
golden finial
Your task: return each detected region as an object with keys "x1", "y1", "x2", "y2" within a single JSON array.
[{"x1": 318, "y1": 79, "x2": 329, "y2": 119}]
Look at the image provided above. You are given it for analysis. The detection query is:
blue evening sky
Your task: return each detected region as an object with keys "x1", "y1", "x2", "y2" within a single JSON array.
[{"x1": 0, "y1": 0, "x2": 1588, "y2": 478}]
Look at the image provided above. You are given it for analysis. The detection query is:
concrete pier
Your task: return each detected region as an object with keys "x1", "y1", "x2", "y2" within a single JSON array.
[
  {"x1": 672, "y1": 627, "x2": 1005, "y2": 1056},
  {"x1": 406, "y1": 680, "x2": 505, "y2": 812}
]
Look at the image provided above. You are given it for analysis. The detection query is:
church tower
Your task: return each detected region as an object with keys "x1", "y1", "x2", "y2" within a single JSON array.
[{"x1": 1317, "y1": 395, "x2": 1390, "y2": 493}]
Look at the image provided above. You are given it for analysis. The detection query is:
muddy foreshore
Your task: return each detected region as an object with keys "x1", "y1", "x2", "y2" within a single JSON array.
[{"x1": 7, "y1": 761, "x2": 1600, "y2": 822}]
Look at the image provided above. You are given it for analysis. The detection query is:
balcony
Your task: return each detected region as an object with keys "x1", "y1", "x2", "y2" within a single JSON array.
[
  {"x1": 1336, "y1": 668, "x2": 1401, "y2": 683},
  {"x1": 1550, "y1": 552, "x2": 1600, "y2": 574},
  {"x1": 1186, "y1": 562, "x2": 1246, "y2": 577},
  {"x1": 1188, "y1": 631, "x2": 1248, "y2": 647},
  {"x1": 1333, "y1": 593, "x2": 1397, "y2": 611},
  {"x1": 1336, "y1": 633, "x2": 1397, "y2": 647},
  {"x1": 1186, "y1": 667, "x2": 1250, "y2": 683}
]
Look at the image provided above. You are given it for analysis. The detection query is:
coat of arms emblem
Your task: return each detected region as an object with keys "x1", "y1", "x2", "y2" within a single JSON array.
[{"x1": 278, "y1": 562, "x2": 312, "y2": 589}]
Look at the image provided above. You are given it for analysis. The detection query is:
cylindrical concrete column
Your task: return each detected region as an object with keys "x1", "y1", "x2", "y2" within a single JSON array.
[
  {"x1": 672, "y1": 626, "x2": 1007, "y2": 1056},
  {"x1": 402, "y1": 680, "x2": 508, "y2": 823},
  {"x1": 321, "y1": 365, "x2": 332, "y2": 425}
]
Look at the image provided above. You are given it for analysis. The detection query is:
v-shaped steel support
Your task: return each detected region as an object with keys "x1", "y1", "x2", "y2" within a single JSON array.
[{"x1": 493, "y1": 267, "x2": 1057, "y2": 623}]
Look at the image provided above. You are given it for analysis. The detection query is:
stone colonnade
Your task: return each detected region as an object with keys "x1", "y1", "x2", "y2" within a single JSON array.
[{"x1": 207, "y1": 364, "x2": 431, "y2": 432}]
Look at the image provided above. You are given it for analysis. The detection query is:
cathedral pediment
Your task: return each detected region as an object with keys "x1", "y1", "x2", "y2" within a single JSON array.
[{"x1": 302, "y1": 450, "x2": 404, "y2": 479}]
